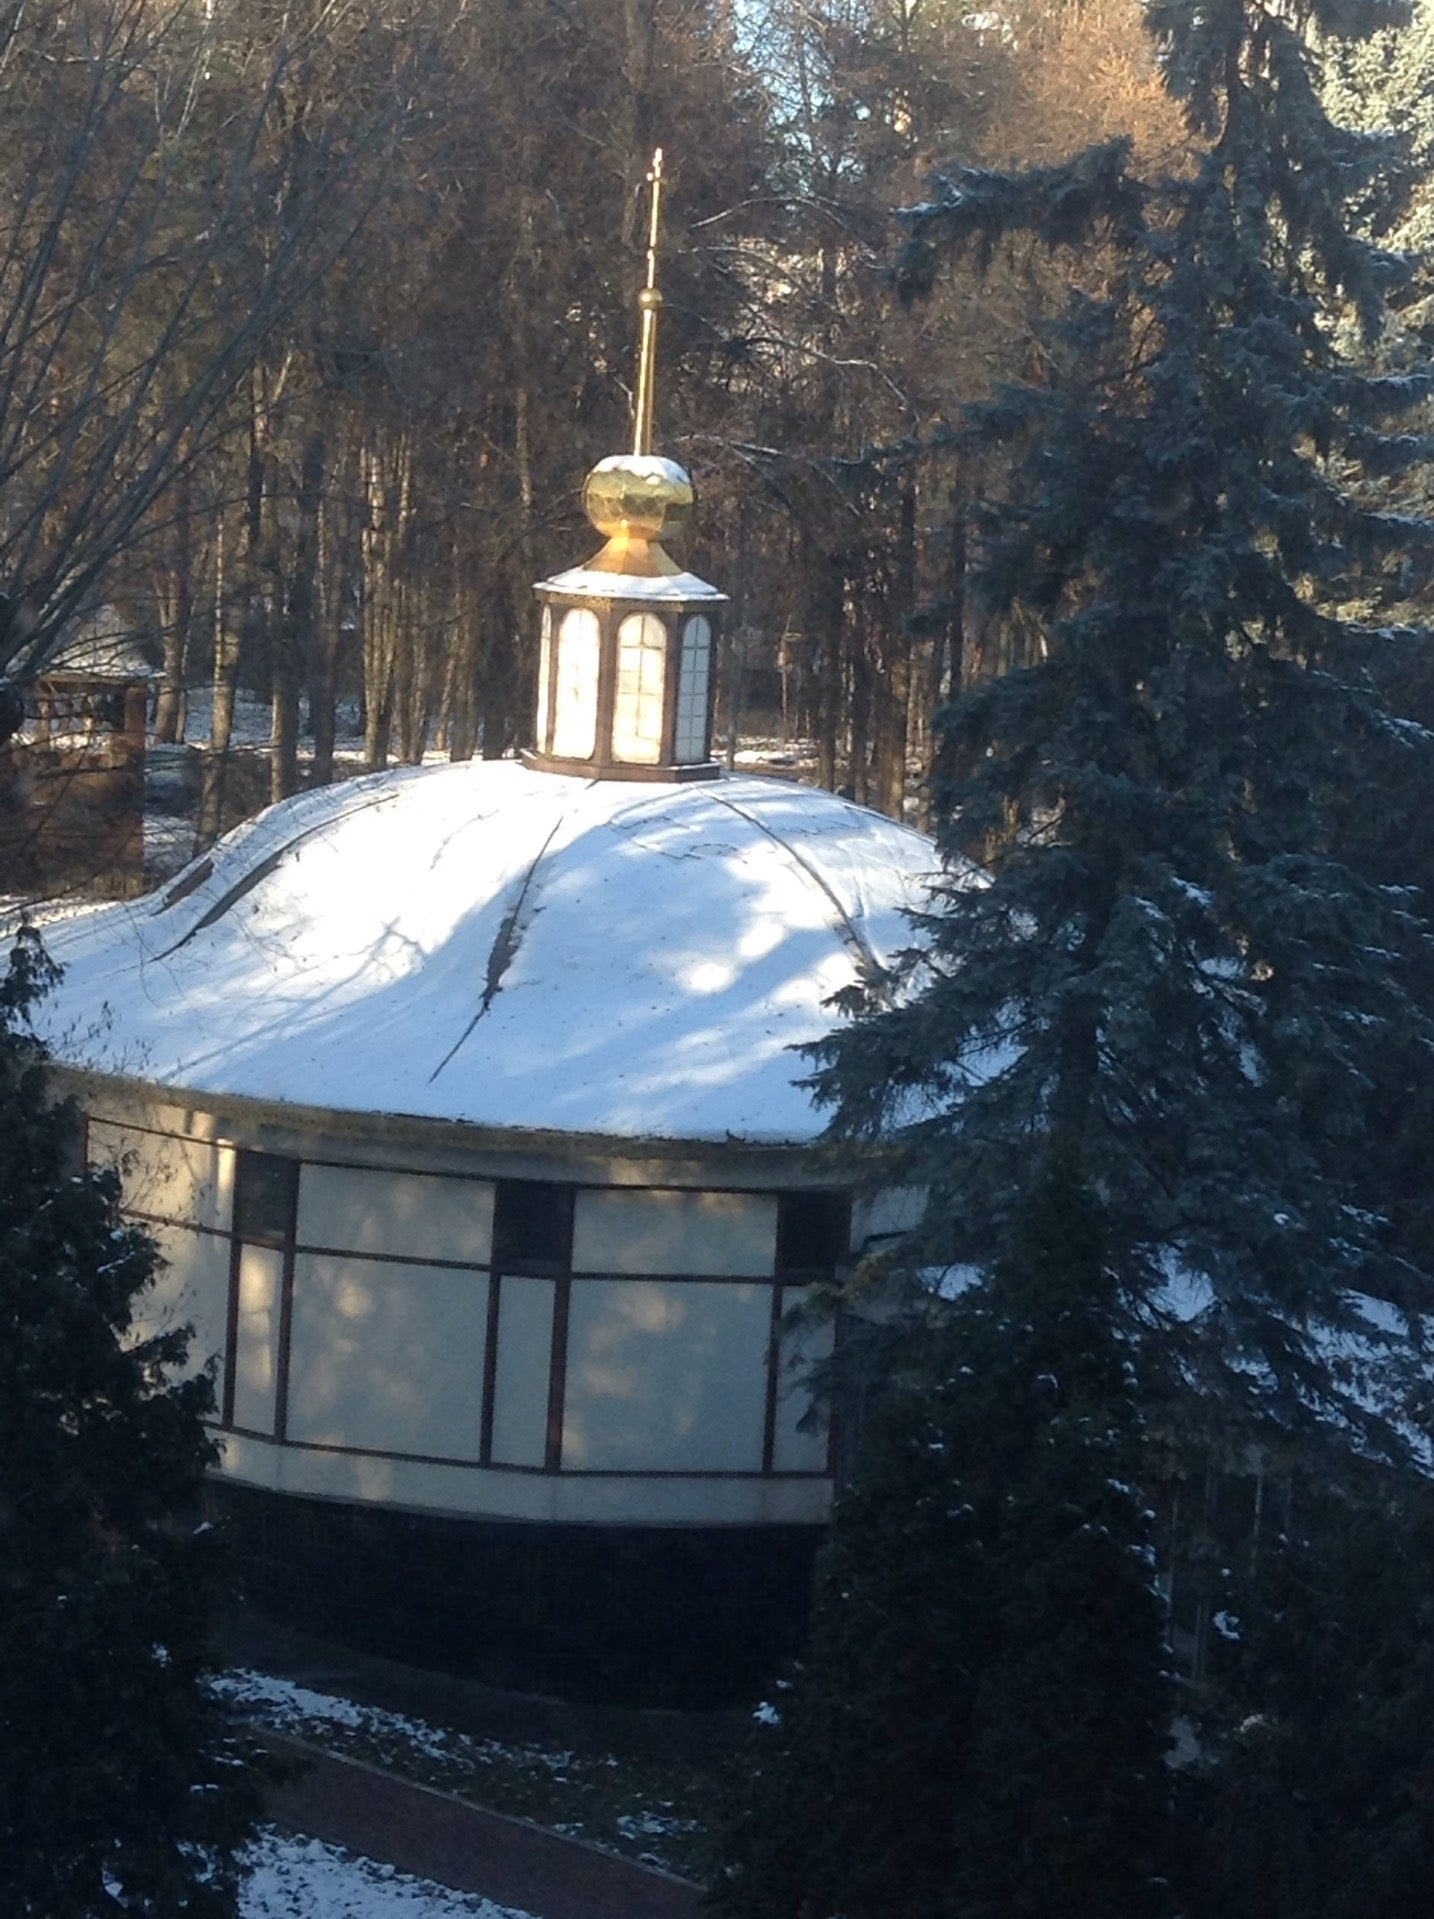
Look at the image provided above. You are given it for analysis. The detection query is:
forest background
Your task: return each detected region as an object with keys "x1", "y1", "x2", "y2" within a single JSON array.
[{"x1": 0, "y1": 0, "x2": 1342, "y2": 854}]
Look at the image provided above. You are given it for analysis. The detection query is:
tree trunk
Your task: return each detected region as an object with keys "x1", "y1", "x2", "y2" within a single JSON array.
[
  {"x1": 309, "y1": 442, "x2": 339, "y2": 787},
  {"x1": 361, "y1": 433, "x2": 395, "y2": 770},
  {"x1": 273, "y1": 429, "x2": 325, "y2": 801},
  {"x1": 850, "y1": 615, "x2": 871, "y2": 807},
  {"x1": 393, "y1": 443, "x2": 430, "y2": 766},
  {"x1": 196, "y1": 516, "x2": 233, "y2": 849},
  {"x1": 874, "y1": 481, "x2": 917, "y2": 820},
  {"x1": 944, "y1": 498, "x2": 967, "y2": 698},
  {"x1": 478, "y1": 570, "x2": 519, "y2": 759},
  {"x1": 446, "y1": 546, "x2": 479, "y2": 760},
  {"x1": 240, "y1": 365, "x2": 282, "y2": 778},
  {"x1": 269, "y1": 656, "x2": 299, "y2": 802},
  {"x1": 918, "y1": 498, "x2": 967, "y2": 829},
  {"x1": 153, "y1": 453, "x2": 195, "y2": 745},
  {"x1": 619, "y1": 0, "x2": 658, "y2": 252},
  {"x1": 807, "y1": 551, "x2": 844, "y2": 793}
]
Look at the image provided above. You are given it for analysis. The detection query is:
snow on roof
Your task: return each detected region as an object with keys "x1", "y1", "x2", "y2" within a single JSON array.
[
  {"x1": 35, "y1": 760, "x2": 942, "y2": 1143},
  {"x1": 45, "y1": 607, "x2": 155, "y2": 680},
  {"x1": 535, "y1": 565, "x2": 727, "y2": 602}
]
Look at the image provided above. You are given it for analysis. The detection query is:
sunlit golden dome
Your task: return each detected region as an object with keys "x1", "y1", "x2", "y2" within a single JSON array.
[
  {"x1": 580, "y1": 452, "x2": 694, "y2": 577},
  {"x1": 583, "y1": 453, "x2": 693, "y2": 543}
]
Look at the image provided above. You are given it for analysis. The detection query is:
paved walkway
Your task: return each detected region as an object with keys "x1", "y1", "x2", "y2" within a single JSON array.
[{"x1": 262, "y1": 1731, "x2": 704, "y2": 1919}]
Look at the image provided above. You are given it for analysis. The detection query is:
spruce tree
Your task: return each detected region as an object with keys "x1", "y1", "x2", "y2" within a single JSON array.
[
  {"x1": 812, "y1": 0, "x2": 1434, "y2": 1444},
  {"x1": 1320, "y1": 0, "x2": 1434, "y2": 1281},
  {"x1": 1180, "y1": 1464, "x2": 1434, "y2": 1917},
  {"x1": 716, "y1": 3, "x2": 1434, "y2": 1913},
  {"x1": 713, "y1": 1170, "x2": 1176, "y2": 1919},
  {"x1": 0, "y1": 928, "x2": 258, "y2": 1917},
  {"x1": 1325, "y1": 0, "x2": 1434, "y2": 310}
]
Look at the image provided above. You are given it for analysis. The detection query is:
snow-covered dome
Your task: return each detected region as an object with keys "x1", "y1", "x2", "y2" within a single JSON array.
[{"x1": 37, "y1": 759, "x2": 935, "y2": 1144}]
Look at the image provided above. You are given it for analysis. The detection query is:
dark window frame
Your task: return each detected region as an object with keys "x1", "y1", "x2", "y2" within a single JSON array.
[
  {"x1": 232, "y1": 1149, "x2": 300, "y2": 1250},
  {"x1": 224, "y1": 1150, "x2": 300, "y2": 1437},
  {"x1": 483, "y1": 1181, "x2": 576, "y2": 1470}
]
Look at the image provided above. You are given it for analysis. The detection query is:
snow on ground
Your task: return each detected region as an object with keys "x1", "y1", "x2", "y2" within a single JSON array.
[
  {"x1": 143, "y1": 804, "x2": 197, "y2": 878},
  {"x1": 179, "y1": 688, "x2": 368, "y2": 753},
  {"x1": 214, "y1": 1667, "x2": 706, "y2": 1879},
  {"x1": 242, "y1": 1828, "x2": 533, "y2": 1919}
]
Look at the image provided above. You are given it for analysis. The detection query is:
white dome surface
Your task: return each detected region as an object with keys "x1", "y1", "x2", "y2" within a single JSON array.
[{"x1": 37, "y1": 761, "x2": 938, "y2": 1143}]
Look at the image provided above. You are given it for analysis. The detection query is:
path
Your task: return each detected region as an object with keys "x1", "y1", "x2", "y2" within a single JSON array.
[{"x1": 261, "y1": 1731, "x2": 704, "y2": 1919}]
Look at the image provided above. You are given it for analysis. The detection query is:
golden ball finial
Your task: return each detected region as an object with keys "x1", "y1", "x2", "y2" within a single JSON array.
[{"x1": 584, "y1": 453, "x2": 694, "y2": 543}]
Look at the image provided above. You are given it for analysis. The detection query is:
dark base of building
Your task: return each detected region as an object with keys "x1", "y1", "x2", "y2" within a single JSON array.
[{"x1": 209, "y1": 1481, "x2": 823, "y2": 1710}]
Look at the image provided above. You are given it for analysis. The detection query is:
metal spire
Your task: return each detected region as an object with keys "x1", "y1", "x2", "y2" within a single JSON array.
[{"x1": 632, "y1": 148, "x2": 664, "y2": 458}]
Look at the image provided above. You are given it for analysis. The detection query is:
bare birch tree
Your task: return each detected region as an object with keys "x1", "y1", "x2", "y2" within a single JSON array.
[{"x1": 0, "y1": 0, "x2": 416, "y2": 738}]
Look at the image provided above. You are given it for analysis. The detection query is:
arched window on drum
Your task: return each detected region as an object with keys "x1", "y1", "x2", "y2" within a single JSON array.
[
  {"x1": 612, "y1": 613, "x2": 667, "y2": 764},
  {"x1": 534, "y1": 608, "x2": 554, "y2": 752},
  {"x1": 674, "y1": 615, "x2": 712, "y2": 764},
  {"x1": 551, "y1": 608, "x2": 600, "y2": 760}
]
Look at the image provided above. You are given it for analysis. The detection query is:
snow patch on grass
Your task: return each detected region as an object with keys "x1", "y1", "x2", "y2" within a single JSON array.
[
  {"x1": 241, "y1": 1828, "x2": 534, "y2": 1919},
  {"x1": 212, "y1": 1669, "x2": 575, "y2": 1773}
]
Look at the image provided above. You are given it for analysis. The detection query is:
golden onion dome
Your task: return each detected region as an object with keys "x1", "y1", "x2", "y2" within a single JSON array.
[{"x1": 583, "y1": 453, "x2": 694, "y2": 544}]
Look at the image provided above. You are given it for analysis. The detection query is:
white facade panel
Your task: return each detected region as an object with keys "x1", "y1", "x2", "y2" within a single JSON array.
[
  {"x1": 769, "y1": 1287, "x2": 832, "y2": 1474},
  {"x1": 285, "y1": 1254, "x2": 487, "y2": 1461},
  {"x1": 562, "y1": 1278, "x2": 768, "y2": 1472},
  {"x1": 89, "y1": 1120, "x2": 234, "y2": 1230},
  {"x1": 296, "y1": 1162, "x2": 494, "y2": 1266},
  {"x1": 489, "y1": 1275, "x2": 555, "y2": 1467},
  {"x1": 231, "y1": 1243, "x2": 283, "y2": 1435},
  {"x1": 134, "y1": 1222, "x2": 232, "y2": 1386},
  {"x1": 572, "y1": 1188, "x2": 777, "y2": 1277},
  {"x1": 852, "y1": 1185, "x2": 923, "y2": 1251}
]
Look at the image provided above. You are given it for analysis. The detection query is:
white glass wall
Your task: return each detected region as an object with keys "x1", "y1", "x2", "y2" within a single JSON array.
[
  {"x1": 562, "y1": 1278, "x2": 769, "y2": 1471},
  {"x1": 230, "y1": 1244, "x2": 284, "y2": 1435},
  {"x1": 552, "y1": 608, "x2": 601, "y2": 759},
  {"x1": 134, "y1": 1221, "x2": 232, "y2": 1384},
  {"x1": 572, "y1": 1188, "x2": 777, "y2": 1277},
  {"x1": 287, "y1": 1254, "x2": 488, "y2": 1460},
  {"x1": 768, "y1": 1287, "x2": 833, "y2": 1473},
  {"x1": 85, "y1": 1108, "x2": 842, "y2": 1499},
  {"x1": 534, "y1": 607, "x2": 553, "y2": 750},
  {"x1": 297, "y1": 1164, "x2": 493, "y2": 1266},
  {"x1": 674, "y1": 615, "x2": 712, "y2": 763},
  {"x1": 88, "y1": 1119, "x2": 233, "y2": 1230},
  {"x1": 611, "y1": 612, "x2": 667, "y2": 763},
  {"x1": 489, "y1": 1275, "x2": 556, "y2": 1466}
]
